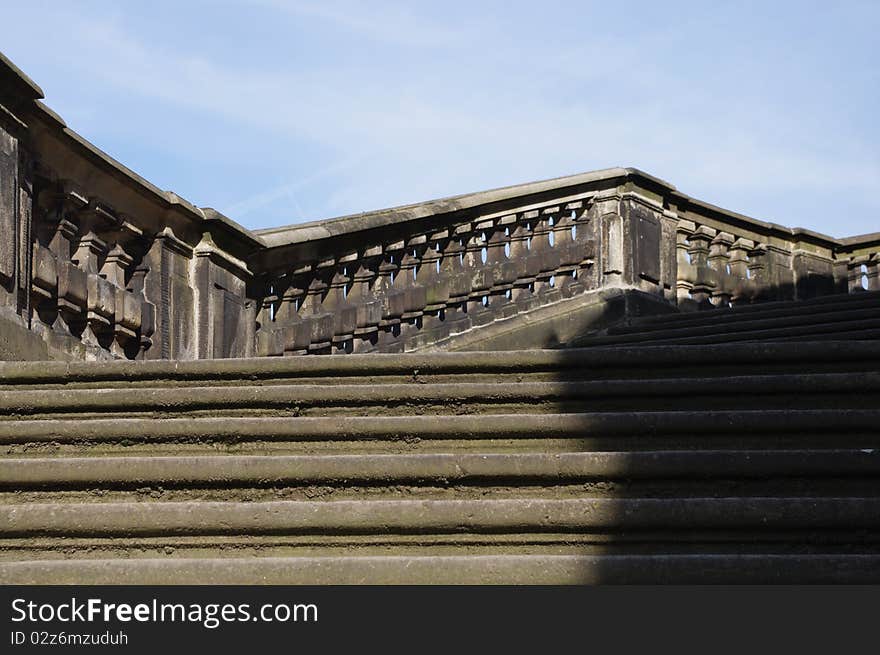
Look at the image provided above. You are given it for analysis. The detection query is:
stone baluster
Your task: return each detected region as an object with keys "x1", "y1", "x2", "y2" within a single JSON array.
[
  {"x1": 39, "y1": 187, "x2": 89, "y2": 339},
  {"x1": 412, "y1": 232, "x2": 452, "y2": 348},
  {"x1": 419, "y1": 233, "x2": 448, "y2": 313},
  {"x1": 686, "y1": 225, "x2": 716, "y2": 308},
  {"x1": 440, "y1": 230, "x2": 471, "y2": 335},
  {"x1": 485, "y1": 219, "x2": 517, "y2": 317},
  {"x1": 748, "y1": 244, "x2": 769, "y2": 300},
  {"x1": 393, "y1": 239, "x2": 428, "y2": 349},
  {"x1": 322, "y1": 256, "x2": 358, "y2": 353},
  {"x1": 531, "y1": 210, "x2": 561, "y2": 304},
  {"x1": 255, "y1": 279, "x2": 281, "y2": 356},
  {"x1": 551, "y1": 208, "x2": 582, "y2": 297},
  {"x1": 708, "y1": 231, "x2": 734, "y2": 307},
  {"x1": 727, "y1": 237, "x2": 755, "y2": 305},
  {"x1": 127, "y1": 262, "x2": 154, "y2": 357},
  {"x1": 374, "y1": 241, "x2": 406, "y2": 350},
  {"x1": 72, "y1": 227, "x2": 113, "y2": 353},
  {"x1": 866, "y1": 254, "x2": 879, "y2": 291},
  {"x1": 29, "y1": 243, "x2": 57, "y2": 330},
  {"x1": 397, "y1": 237, "x2": 428, "y2": 320},
  {"x1": 346, "y1": 247, "x2": 383, "y2": 352},
  {"x1": 278, "y1": 279, "x2": 310, "y2": 356},
  {"x1": 462, "y1": 224, "x2": 493, "y2": 327},
  {"x1": 847, "y1": 257, "x2": 869, "y2": 293},
  {"x1": 509, "y1": 214, "x2": 539, "y2": 312},
  {"x1": 100, "y1": 244, "x2": 141, "y2": 358},
  {"x1": 675, "y1": 220, "x2": 696, "y2": 307},
  {"x1": 299, "y1": 261, "x2": 335, "y2": 354},
  {"x1": 75, "y1": 199, "x2": 131, "y2": 356},
  {"x1": 376, "y1": 241, "x2": 403, "y2": 323}
]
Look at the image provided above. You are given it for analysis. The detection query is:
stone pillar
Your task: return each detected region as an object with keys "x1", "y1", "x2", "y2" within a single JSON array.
[
  {"x1": 193, "y1": 231, "x2": 252, "y2": 359},
  {"x1": 658, "y1": 208, "x2": 678, "y2": 302},
  {"x1": 143, "y1": 227, "x2": 195, "y2": 360},
  {"x1": 792, "y1": 249, "x2": 835, "y2": 300},
  {"x1": 620, "y1": 199, "x2": 663, "y2": 294},
  {"x1": 0, "y1": 121, "x2": 32, "y2": 323}
]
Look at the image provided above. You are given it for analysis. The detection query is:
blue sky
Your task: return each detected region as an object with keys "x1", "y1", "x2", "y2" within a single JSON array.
[{"x1": 3, "y1": 1, "x2": 878, "y2": 236}]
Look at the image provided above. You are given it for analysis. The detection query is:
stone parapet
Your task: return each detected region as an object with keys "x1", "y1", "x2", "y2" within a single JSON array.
[{"x1": 0, "y1": 52, "x2": 876, "y2": 360}]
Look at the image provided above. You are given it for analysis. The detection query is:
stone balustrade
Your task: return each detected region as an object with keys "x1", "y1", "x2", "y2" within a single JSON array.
[
  {"x1": 1, "y1": 52, "x2": 877, "y2": 361},
  {"x1": 27, "y1": 183, "x2": 151, "y2": 359},
  {"x1": 253, "y1": 198, "x2": 598, "y2": 355},
  {"x1": 673, "y1": 210, "x2": 879, "y2": 311},
  {"x1": 838, "y1": 241, "x2": 880, "y2": 294}
]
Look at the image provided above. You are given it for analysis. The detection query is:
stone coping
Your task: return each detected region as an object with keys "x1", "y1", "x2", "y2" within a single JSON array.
[{"x1": 1, "y1": 341, "x2": 877, "y2": 383}]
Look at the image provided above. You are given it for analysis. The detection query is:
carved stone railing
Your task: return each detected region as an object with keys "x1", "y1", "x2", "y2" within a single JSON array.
[
  {"x1": 1, "y1": 52, "x2": 877, "y2": 361},
  {"x1": 836, "y1": 236, "x2": 880, "y2": 295},
  {"x1": 252, "y1": 196, "x2": 603, "y2": 355},
  {"x1": 671, "y1": 198, "x2": 879, "y2": 310},
  {"x1": 0, "y1": 53, "x2": 260, "y2": 361}
]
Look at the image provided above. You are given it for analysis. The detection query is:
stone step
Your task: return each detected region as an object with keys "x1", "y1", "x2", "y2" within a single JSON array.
[
  {"x1": 4, "y1": 554, "x2": 880, "y2": 584},
  {"x1": 784, "y1": 328, "x2": 880, "y2": 342},
  {"x1": 609, "y1": 292, "x2": 880, "y2": 334},
  {"x1": 2, "y1": 450, "x2": 878, "y2": 489},
  {"x1": 580, "y1": 312, "x2": 880, "y2": 347},
  {"x1": 2, "y1": 341, "x2": 877, "y2": 584},
  {"x1": 2, "y1": 341, "x2": 879, "y2": 388},
  {"x1": 1, "y1": 372, "x2": 876, "y2": 417},
  {"x1": 2, "y1": 410, "x2": 877, "y2": 447},
  {"x1": 5, "y1": 497, "x2": 880, "y2": 538}
]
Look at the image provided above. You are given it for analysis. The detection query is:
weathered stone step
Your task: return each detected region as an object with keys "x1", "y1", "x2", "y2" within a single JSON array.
[
  {"x1": 2, "y1": 450, "x2": 878, "y2": 488},
  {"x1": 4, "y1": 553, "x2": 880, "y2": 584},
  {"x1": 609, "y1": 292, "x2": 880, "y2": 335},
  {"x1": 3, "y1": 342, "x2": 879, "y2": 388},
  {"x1": 5, "y1": 497, "x2": 880, "y2": 537},
  {"x1": 1, "y1": 373, "x2": 875, "y2": 417},
  {"x1": 581, "y1": 314, "x2": 880, "y2": 347},
  {"x1": 621, "y1": 290, "x2": 880, "y2": 326},
  {"x1": 600, "y1": 306, "x2": 880, "y2": 342},
  {"x1": 785, "y1": 328, "x2": 880, "y2": 342},
  {"x1": 1, "y1": 340, "x2": 876, "y2": 584},
  {"x1": 1, "y1": 410, "x2": 877, "y2": 445}
]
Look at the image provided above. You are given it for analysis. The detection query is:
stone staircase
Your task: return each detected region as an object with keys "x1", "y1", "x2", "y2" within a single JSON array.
[
  {"x1": 2, "y1": 341, "x2": 879, "y2": 583},
  {"x1": 574, "y1": 290, "x2": 880, "y2": 347}
]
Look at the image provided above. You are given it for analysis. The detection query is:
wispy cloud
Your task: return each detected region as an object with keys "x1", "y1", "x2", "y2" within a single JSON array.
[
  {"x1": 225, "y1": 151, "x2": 371, "y2": 219},
  {"x1": 247, "y1": 0, "x2": 476, "y2": 47},
  {"x1": 2, "y1": 1, "x2": 877, "y2": 234}
]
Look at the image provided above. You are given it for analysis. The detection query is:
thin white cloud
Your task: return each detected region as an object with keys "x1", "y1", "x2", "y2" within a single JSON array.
[
  {"x1": 2, "y1": 1, "x2": 877, "y2": 235},
  {"x1": 247, "y1": 0, "x2": 476, "y2": 47},
  {"x1": 225, "y1": 151, "x2": 371, "y2": 218}
]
